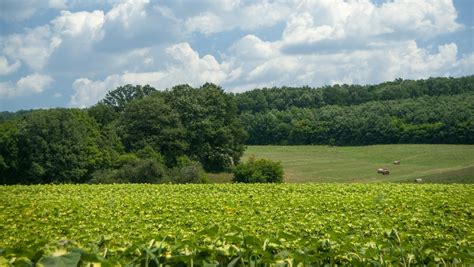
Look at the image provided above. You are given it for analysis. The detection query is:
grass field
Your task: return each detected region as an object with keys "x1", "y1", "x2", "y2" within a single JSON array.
[
  {"x1": 1, "y1": 184, "x2": 473, "y2": 265},
  {"x1": 235, "y1": 144, "x2": 474, "y2": 183}
]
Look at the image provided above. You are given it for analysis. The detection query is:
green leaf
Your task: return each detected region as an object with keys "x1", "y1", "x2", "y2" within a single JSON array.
[{"x1": 37, "y1": 252, "x2": 81, "y2": 267}]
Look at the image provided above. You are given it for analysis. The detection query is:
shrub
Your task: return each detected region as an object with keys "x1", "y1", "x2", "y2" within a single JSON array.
[
  {"x1": 233, "y1": 157, "x2": 283, "y2": 183},
  {"x1": 88, "y1": 169, "x2": 126, "y2": 184},
  {"x1": 120, "y1": 159, "x2": 167, "y2": 183},
  {"x1": 89, "y1": 154, "x2": 208, "y2": 184},
  {"x1": 90, "y1": 151, "x2": 167, "y2": 184},
  {"x1": 165, "y1": 156, "x2": 207, "y2": 184}
]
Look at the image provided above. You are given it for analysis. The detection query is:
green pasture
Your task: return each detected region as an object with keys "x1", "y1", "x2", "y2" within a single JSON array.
[{"x1": 239, "y1": 144, "x2": 474, "y2": 183}]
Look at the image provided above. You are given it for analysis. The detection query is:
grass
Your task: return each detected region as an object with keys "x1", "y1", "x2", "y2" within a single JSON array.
[{"x1": 236, "y1": 144, "x2": 474, "y2": 183}]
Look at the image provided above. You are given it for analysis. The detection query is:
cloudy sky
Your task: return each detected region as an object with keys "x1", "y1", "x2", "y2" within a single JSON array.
[{"x1": 0, "y1": 0, "x2": 473, "y2": 111}]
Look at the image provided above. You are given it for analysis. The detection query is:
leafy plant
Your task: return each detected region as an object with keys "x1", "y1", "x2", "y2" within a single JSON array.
[{"x1": 233, "y1": 157, "x2": 284, "y2": 183}]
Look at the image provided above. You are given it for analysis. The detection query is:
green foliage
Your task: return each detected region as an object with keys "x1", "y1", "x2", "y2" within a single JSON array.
[
  {"x1": 233, "y1": 157, "x2": 283, "y2": 183},
  {"x1": 120, "y1": 93, "x2": 188, "y2": 165},
  {"x1": 0, "y1": 184, "x2": 472, "y2": 265},
  {"x1": 90, "y1": 150, "x2": 206, "y2": 184},
  {"x1": 118, "y1": 158, "x2": 167, "y2": 184},
  {"x1": 236, "y1": 75, "x2": 474, "y2": 113},
  {"x1": 243, "y1": 94, "x2": 474, "y2": 145},
  {"x1": 163, "y1": 83, "x2": 247, "y2": 171},
  {"x1": 121, "y1": 95, "x2": 188, "y2": 165},
  {"x1": 2, "y1": 77, "x2": 473, "y2": 184},
  {"x1": 11, "y1": 109, "x2": 114, "y2": 184},
  {"x1": 165, "y1": 156, "x2": 207, "y2": 184},
  {"x1": 87, "y1": 103, "x2": 119, "y2": 127},
  {"x1": 91, "y1": 148, "x2": 167, "y2": 184},
  {"x1": 101, "y1": 84, "x2": 157, "y2": 111},
  {"x1": 0, "y1": 120, "x2": 20, "y2": 184}
]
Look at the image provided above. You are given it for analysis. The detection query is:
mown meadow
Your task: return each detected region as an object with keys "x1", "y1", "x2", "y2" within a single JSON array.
[
  {"x1": 241, "y1": 144, "x2": 474, "y2": 183},
  {"x1": 1, "y1": 183, "x2": 473, "y2": 265}
]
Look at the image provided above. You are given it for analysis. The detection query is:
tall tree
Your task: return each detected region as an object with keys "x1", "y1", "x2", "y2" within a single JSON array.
[
  {"x1": 16, "y1": 109, "x2": 110, "y2": 184},
  {"x1": 101, "y1": 84, "x2": 157, "y2": 111},
  {"x1": 164, "y1": 83, "x2": 247, "y2": 171},
  {"x1": 120, "y1": 95, "x2": 188, "y2": 165},
  {"x1": 0, "y1": 120, "x2": 20, "y2": 184}
]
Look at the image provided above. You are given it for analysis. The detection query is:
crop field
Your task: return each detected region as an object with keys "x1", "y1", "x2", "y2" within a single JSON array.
[
  {"x1": 242, "y1": 144, "x2": 474, "y2": 183},
  {"x1": 1, "y1": 184, "x2": 473, "y2": 265}
]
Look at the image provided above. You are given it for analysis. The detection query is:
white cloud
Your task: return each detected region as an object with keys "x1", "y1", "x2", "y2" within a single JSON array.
[
  {"x1": 282, "y1": 12, "x2": 343, "y2": 46},
  {"x1": 70, "y1": 76, "x2": 122, "y2": 107},
  {"x1": 0, "y1": 74, "x2": 53, "y2": 98},
  {"x1": 69, "y1": 42, "x2": 230, "y2": 107},
  {"x1": 184, "y1": 0, "x2": 292, "y2": 34},
  {"x1": 48, "y1": 0, "x2": 67, "y2": 9},
  {"x1": 2, "y1": 26, "x2": 62, "y2": 70},
  {"x1": 224, "y1": 38, "x2": 472, "y2": 91},
  {"x1": 52, "y1": 10, "x2": 105, "y2": 41},
  {"x1": 230, "y1": 35, "x2": 276, "y2": 60},
  {"x1": 0, "y1": 56, "x2": 21, "y2": 75},
  {"x1": 0, "y1": 0, "x2": 67, "y2": 22},
  {"x1": 106, "y1": 0, "x2": 150, "y2": 29},
  {"x1": 1, "y1": 0, "x2": 471, "y2": 107},
  {"x1": 280, "y1": 0, "x2": 462, "y2": 52},
  {"x1": 376, "y1": 0, "x2": 462, "y2": 36},
  {"x1": 185, "y1": 12, "x2": 225, "y2": 35},
  {"x1": 1, "y1": 9, "x2": 107, "y2": 74},
  {"x1": 453, "y1": 53, "x2": 474, "y2": 76}
]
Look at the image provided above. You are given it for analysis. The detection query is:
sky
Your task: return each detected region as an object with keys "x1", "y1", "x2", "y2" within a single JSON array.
[{"x1": 0, "y1": 0, "x2": 473, "y2": 111}]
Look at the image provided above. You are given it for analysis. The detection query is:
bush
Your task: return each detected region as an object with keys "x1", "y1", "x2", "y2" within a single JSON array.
[
  {"x1": 165, "y1": 156, "x2": 207, "y2": 184},
  {"x1": 233, "y1": 157, "x2": 283, "y2": 183},
  {"x1": 120, "y1": 159, "x2": 167, "y2": 183},
  {"x1": 90, "y1": 153, "x2": 207, "y2": 184},
  {"x1": 90, "y1": 149, "x2": 167, "y2": 184},
  {"x1": 88, "y1": 169, "x2": 126, "y2": 184}
]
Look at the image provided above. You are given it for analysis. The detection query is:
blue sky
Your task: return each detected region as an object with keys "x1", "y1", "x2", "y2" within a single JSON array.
[{"x1": 0, "y1": 0, "x2": 473, "y2": 111}]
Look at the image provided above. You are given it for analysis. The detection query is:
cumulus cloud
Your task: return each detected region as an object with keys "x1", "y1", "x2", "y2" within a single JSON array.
[
  {"x1": 0, "y1": 0, "x2": 67, "y2": 22},
  {"x1": 0, "y1": 0, "x2": 471, "y2": 108},
  {"x1": 2, "y1": 26, "x2": 62, "y2": 70},
  {"x1": 69, "y1": 42, "x2": 230, "y2": 107},
  {"x1": 185, "y1": 12, "x2": 225, "y2": 35},
  {"x1": 0, "y1": 57, "x2": 21, "y2": 75},
  {"x1": 280, "y1": 0, "x2": 462, "y2": 53},
  {"x1": 224, "y1": 37, "x2": 472, "y2": 92},
  {"x1": 230, "y1": 34, "x2": 276, "y2": 60},
  {"x1": 106, "y1": 0, "x2": 149, "y2": 29},
  {"x1": 52, "y1": 10, "x2": 105, "y2": 41},
  {"x1": 185, "y1": 0, "x2": 292, "y2": 34},
  {"x1": 0, "y1": 74, "x2": 53, "y2": 98}
]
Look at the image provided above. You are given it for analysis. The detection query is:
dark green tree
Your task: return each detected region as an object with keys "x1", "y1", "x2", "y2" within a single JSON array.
[
  {"x1": 16, "y1": 109, "x2": 111, "y2": 184},
  {"x1": 0, "y1": 120, "x2": 20, "y2": 184},
  {"x1": 101, "y1": 84, "x2": 157, "y2": 111},
  {"x1": 163, "y1": 83, "x2": 247, "y2": 171},
  {"x1": 120, "y1": 95, "x2": 188, "y2": 165}
]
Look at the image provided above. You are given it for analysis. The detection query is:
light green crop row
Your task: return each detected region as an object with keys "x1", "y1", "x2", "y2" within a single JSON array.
[{"x1": 1, "y1": 184, "x2": 473, "y2": 265}]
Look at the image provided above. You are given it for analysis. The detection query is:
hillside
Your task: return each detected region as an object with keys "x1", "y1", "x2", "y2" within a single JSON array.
[{"x1": 241, "y1": 144, "x2": 474, "y2": 183}]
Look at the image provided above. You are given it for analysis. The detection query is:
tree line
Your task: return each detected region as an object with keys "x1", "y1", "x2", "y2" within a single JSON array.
[
  {"x1": 0, "y1": 83, "x2": 247, "y2": 184},
  {"x1": 235, "y1": 76, "x2": 474, "y2": 113},
  {"x1": 240, "y1": 94, "x2": 473, "y2": 145},
  {"x1": 1, "y1": 76, "x2": 473, "y2": 184}
]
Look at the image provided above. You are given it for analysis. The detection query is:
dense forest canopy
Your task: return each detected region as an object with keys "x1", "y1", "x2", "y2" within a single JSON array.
[
  {"x1": 0, "y1": 83, "x2": 246, "y2": 184},
  {"x1": 0, "y1": 75, "x2": 473, "y2": 184},
  {"x1": 235, "y1": 76, "x2": 474, "y2": 113}
]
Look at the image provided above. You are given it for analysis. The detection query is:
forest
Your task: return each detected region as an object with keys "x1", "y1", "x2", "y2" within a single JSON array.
[{"x1": 0, "y1": 75, "x2": 473, "y2": 184}]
